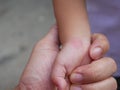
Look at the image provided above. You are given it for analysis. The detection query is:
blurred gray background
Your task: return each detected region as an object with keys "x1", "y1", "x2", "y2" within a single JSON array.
[{"x1": 0, "y1": 0, "x2": 54, "y2": 89}]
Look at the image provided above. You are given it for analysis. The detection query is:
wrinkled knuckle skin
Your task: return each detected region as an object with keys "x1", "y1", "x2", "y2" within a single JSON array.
[
  {"x1": 81, "y1": 65, "x2": 99, "y2": 83},
  {"x1": 86, "y1": 67, "x2": 99, "y2": 82}
]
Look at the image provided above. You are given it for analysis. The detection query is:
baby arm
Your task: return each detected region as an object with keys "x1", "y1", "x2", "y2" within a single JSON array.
[
  {"x1": 53, "y1": 0, "x2": 90, "y2": 43},
  {"x1": 52, "y1": 0, "x2": 91, "y2": 90}
]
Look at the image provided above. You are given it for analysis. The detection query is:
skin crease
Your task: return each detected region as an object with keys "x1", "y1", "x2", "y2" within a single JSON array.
[
  {"x1": 15, "y1": 26, "x2": 117, "y2": 90},
  {"x1": 52, "y1": 0, "x2": 92, "y2": 89}
]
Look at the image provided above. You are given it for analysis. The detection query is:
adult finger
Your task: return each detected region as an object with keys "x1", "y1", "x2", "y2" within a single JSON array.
[
  {"x1": 70, "y1": 57, "x2": 117, "y2": 84},
  {"x1": 90, "y1": 33, "x2": 110, "y2": 60},
  {"x1": 71, "y1": 77, "x2": 117, "y2": 90}
]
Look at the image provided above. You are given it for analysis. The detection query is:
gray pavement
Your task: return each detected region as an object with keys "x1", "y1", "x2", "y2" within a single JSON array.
[{"x1": 0, "y1": 0, "x2": 54, "y2": 89}]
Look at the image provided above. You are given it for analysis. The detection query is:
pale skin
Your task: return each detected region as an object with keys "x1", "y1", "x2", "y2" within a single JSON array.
[
  {"x1": 15, "y1": 25, "x2": 117, "y2": 90},
  {"x1": 51, "y1": 0, "x2": 116, "y2": 89}
]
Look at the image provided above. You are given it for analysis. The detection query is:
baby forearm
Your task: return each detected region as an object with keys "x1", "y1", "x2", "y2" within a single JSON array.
[{"x1": 53, "y1": 0, "x2": 91, "y2": 45}]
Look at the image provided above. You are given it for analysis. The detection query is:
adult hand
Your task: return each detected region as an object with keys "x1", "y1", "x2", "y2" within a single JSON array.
[
  {"x1": 15, "y1": 25, "x2": 117, "y2": 90},
  {"x1": 15, "y1": 25, "x2": 59, "y2": 90},
  {"x1": 52, "y1": 32, "x2": 117, "y2": 90}
]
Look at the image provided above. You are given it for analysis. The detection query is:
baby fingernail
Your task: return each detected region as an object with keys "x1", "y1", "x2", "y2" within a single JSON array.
[
  {"x1": 71, "y1": 73, "x2": 83, "y2": 83},
  {"x1": 71, "y1": 86, "x2": 82, "y2": 90},
  {"x1": 92, "y1": 47, "x2": 103, "y2": 59}
]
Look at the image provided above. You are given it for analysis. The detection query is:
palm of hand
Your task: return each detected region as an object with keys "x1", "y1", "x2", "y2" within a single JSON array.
[{"x1": 17, "y1": 47, "x2": 58, "y2": 90}]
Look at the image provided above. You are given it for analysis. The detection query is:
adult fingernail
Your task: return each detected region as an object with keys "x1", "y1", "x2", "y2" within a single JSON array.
[
  {"x1": 71, "y1": 73, "x2": 83, "y2": 83},
  {"x1": 71, "y1": 86, "x2": 82, "y2": 90},
  {"x1": 92, "y1": 47, "x2": 103, "y2": 59}
]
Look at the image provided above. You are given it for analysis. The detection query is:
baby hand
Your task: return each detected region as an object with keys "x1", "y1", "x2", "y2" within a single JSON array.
[{"x1": 52, "y1": 39, "x2": 91, "y2": 90}]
